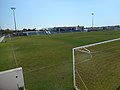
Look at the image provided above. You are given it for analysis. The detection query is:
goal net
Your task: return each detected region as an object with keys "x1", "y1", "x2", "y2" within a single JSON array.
[{"x1": 73, "y1": 38, "x2": 120, "y2": 90}]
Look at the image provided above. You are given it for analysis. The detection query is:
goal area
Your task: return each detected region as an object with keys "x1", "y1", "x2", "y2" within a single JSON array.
[{"x1": 72, "y1": 38, "x2": 120, "y2": 90}]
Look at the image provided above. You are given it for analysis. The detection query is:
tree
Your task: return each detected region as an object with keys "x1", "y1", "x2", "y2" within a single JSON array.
[
  {"x1": 28, "y1": 29, "x2": 31, "y2": 31},
  {"x1": 33, "y1": 28, "x2": 36, "y2": 31},
  {"x1": 23, "y1": 28, "x2": 27, "y2": 32},
  {"x1": 2, "y1": 29, "x2": 12, "y2": 34}
]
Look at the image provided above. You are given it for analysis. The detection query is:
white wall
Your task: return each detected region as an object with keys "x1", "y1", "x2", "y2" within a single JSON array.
[
  {"x1": 0, "y1": 67, "x2": 24, "y2": 90},
  {"x1": 0, "y1": 36, "x2": 5, "y2": 42}
]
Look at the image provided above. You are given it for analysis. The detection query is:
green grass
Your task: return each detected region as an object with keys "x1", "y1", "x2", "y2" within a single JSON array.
[
  {"x1": 75, "y1": 39, "x2": 120, "y2": 90},
  {"x1": 0, "y1": 31, "x2": 120, "y2": 90}
]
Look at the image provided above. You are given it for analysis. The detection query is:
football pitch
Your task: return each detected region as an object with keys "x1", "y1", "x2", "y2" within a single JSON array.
[{"x1": 0, "y1": 31, "x2": 120, "y2": 90}]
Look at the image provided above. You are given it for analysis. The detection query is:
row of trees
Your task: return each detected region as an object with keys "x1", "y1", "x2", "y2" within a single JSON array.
[
  {"x1": 22, "y1": 28, "x2": 36, "y2": 31},
  {"x1": 0, "y1": 28, "x2": 37, "y2": 35},
  {"x1": 0, "y1": 29, "x2": 13, "y2": 35}
]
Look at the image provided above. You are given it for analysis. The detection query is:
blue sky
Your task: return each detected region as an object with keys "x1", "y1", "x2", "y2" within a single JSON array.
[{"x1": 0, "y1": 0, "x2": 120, "y2": 30}]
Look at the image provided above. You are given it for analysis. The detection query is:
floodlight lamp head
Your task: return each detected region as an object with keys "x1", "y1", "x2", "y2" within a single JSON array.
[{"x1": 11, "y1": 7, "x2": 16, "y2": 10}]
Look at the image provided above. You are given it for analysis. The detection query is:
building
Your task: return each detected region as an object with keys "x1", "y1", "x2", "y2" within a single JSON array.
[
  {"x1": 23, "y1": 31, "x2": 46, "y2": 36},
  {"x1": 86, "y1": 25, "x2": 120, "y2": 31},
  {"x1": 23, "y1": 25, "x2": 85, "y2": 36},
  {"x1": 47, "y1": 25, "x2": 84, "y2": 33}
]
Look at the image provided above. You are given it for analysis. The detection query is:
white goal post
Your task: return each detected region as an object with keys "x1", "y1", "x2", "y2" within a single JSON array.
[{"x1": 72, "y1": 38, "x2": 120, "y2": 90}]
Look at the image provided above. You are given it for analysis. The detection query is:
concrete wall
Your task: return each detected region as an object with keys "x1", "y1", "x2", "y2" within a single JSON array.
[
  {"x1": 0, "y1": 36, "x2": 5, "y2": 42},
  {"x1": 0, "y1": 67, "x2": 24, "y2": 90}
]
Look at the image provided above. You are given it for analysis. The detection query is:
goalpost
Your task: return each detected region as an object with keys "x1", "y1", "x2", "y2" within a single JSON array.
[{"x1": 73, "y1": 38, "x2": 120, "y2": 90}]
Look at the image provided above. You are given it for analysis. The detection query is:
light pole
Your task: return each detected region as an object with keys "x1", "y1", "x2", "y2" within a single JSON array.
[
  {"x1": 0, "y1": 26, "x2": 2, "y2": 36},
  {"x1": 92, "y1": 13, "x2": 94, "y2": 30},
  {"x1": 11, "y1": 7, "x2": 17, "y2": 32}
]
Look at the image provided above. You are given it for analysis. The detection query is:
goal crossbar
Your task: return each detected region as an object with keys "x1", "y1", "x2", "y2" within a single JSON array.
[
  {"x1": 72, "y1": 37, "x2": 120, "y2": 90},
  {"x1": 73, "y1": 38, "x2": 120, "y2": 50}
]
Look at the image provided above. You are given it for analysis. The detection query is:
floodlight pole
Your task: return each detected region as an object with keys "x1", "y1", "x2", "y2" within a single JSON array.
[
  {"x1": 11, "y1": 7, "x2": 17, "y2": 32},
  {"x1": 0, "y1": 26, "x2": 2, "y2": 36},
  {"x1": 92, "y1": 13, "x2": 94, "y2": 30}
]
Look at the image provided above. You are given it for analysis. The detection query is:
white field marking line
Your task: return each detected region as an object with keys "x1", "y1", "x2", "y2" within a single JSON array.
[
  {"x1": 25, "y1": 60, "x2": 71, "y2": 73},
  {"x1": 25, "y1": 60, "x2": 72, "y2": 73},
  {"x1": 73, "y1": 38, "x2": 120, "y2": 50},
  {"x1": 0, "y1": 36, "x2": 5, "y2": 42},
  {"x1": 9, "y1": 36, "x2": 18, "y2": 67},
  {"x1": 11, "y1": 46, "x2": 18, "y2": 67},
  {"x1": 76, "y1": 70, "x2": 88, "y2": 90}
]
